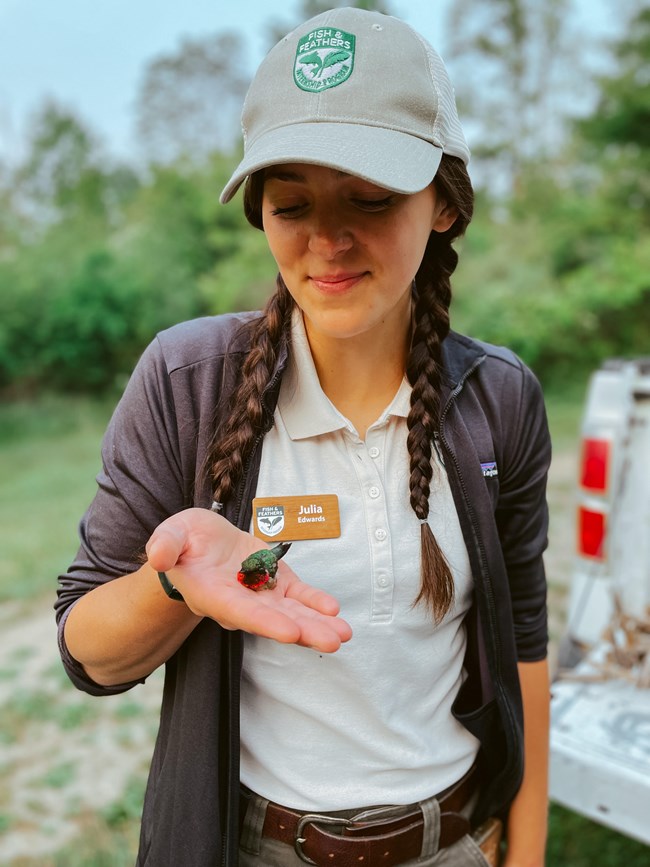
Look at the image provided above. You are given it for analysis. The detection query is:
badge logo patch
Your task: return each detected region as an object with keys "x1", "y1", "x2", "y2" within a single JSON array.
[
  {"x1": 294, "y1": 28, "x2": 355, "y2": 93},
  {"x1": 256, "y1": 504, "x2": 285, "y2": 537}
]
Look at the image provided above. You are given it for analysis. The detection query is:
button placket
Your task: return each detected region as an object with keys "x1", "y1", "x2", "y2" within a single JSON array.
[{"x1": 354, "y1": 431, "x2": 394, "y2": 619}]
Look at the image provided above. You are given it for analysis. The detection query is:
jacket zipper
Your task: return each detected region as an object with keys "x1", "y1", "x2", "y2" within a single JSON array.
[
  {"x1": 438, "y1": 356, "x2": 521, "y2": 783},
  {"x1": 223, "y1": 368, "x2": 282, "y2": 866},
  {"x1": 437, "y1": 355, "x2": 502, "y2": 670}
]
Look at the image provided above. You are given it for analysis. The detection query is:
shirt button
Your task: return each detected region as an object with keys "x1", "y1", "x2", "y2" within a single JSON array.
[
  {"x1": 369, "y1": 447, "x2": 380, "y2": 458},
  {"x1": 368, "y1": 486, "x2": 380, "y2": 499},
  {"x1": 377, "y1": 575, "x2": 389, "y2": 587},
  {"x1": 375, "y1": 528, "x2": 387, "y2": 541}
]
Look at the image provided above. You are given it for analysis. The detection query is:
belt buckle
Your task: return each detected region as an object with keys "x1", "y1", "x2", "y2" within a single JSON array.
[{"x1": 294, "y1": 813, "x2": 351, "y2": 865}]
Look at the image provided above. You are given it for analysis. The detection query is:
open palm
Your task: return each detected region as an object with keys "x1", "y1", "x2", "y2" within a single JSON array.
[{"x1": 145, "y1": 508, "x2": 352, "y2": 653}]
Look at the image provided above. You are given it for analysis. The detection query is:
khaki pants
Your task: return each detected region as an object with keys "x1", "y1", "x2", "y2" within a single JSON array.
[{"x1": 239, "y1": 789, "x2": 499, "y2": 866}]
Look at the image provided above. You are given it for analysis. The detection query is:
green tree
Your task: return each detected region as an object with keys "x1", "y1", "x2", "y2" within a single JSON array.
[
  {"x1": 577, "y1": 4, "x2": 650, "y2": 219},
  {"x1": 445, "y1": 0, "x2": 578, "y2": 195},
  {"x1": 15, "y1": 101, "x2": 139, "y2": 226},
  {"x1": 134, "y1": 32, "x2": 249, "y2": 165}
]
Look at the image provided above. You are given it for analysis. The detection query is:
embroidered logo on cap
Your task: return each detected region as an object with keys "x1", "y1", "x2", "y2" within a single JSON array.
[{"x1": 294, "y1": 28, "x2": 355, "y2": 93}]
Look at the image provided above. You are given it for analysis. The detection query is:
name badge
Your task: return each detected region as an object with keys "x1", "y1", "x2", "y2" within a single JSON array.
[{"x1": 252, "y1": 495, "x2": 341, "y2": 542}]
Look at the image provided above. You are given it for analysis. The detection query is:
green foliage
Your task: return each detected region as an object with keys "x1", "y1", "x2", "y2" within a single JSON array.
[
  {"x1": 41, "y1": 761, "x2": 77, "y2": 789},
  {"x1": 0, "y1": 124, "x2": 269, "y2": 392},
  {"x1": 0, "y1": 395, "x2": 113, "y2": 602},
  {"x1": 101, "y1": 777, "x2": 146, "y2": 827},
  {"x1": 449, "y1": 0, "x2": 650, "y2": 386},
  {"x1": 453, "y1": 183, "x2": 650, "y2": 385},
  {"x1": 134, "y1": 32, "x2": 249, "y2": 162},
  {"x1": 548, "y1": 803, "x2": 650, "y2": 866},
  {"x1": 579, "y1": 7, "x2": 650, "y2": 153},
  {"x1": 446, "y1": 0, "x2": 575, "y2": 194},
  {"x1": 16, "y1": 101, "x2": 139, "y2": 224},
  {"x1": 0, "y1": 1, "x2": 648, "y2": 395},
  {"x1": 577, "y1": 6, "x2": 650, "y2": 220}
]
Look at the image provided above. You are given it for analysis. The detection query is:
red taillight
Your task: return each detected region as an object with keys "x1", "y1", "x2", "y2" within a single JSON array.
[
  {"x1": 580, "y1": 438, "x2": 610, "y2": 493},
  {"x1": 578, "y1": 507, "x2": 606, "y2": 560}
]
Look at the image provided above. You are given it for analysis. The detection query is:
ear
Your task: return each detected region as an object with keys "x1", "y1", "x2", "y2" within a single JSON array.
[{"x1": 432, "y1": 202, "x2": 458, "y2": 234}]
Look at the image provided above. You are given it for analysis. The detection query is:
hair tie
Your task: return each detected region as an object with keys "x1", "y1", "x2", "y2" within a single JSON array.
[{"x1": 211, "y1": 501, "x2": 223, "y2": 513}]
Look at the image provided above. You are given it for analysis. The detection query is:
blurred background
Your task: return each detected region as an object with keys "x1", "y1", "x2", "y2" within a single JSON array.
[{"x1": 0, "y1": 0, "x2": 648, "y2": 864}]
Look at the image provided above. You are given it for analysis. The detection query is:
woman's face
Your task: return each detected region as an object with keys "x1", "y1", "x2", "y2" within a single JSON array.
[{"x1": 261, "y1": 164, "x2": 455, "y2": 347}]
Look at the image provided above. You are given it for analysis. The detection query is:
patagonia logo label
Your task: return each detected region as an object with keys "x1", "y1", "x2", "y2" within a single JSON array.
[{"x1": 481, "y1": 461, "x2": 498, "y2": 478}]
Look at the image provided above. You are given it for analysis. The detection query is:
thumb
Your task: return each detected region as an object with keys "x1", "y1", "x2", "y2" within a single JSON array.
[{"x1": 145, "y1": 521, "x2": 189, "y2": 572}]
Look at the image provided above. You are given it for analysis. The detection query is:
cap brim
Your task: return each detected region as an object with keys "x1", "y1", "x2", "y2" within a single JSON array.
[{"x1": 219, "y1": 122, "x2": 443, "y2": 204}]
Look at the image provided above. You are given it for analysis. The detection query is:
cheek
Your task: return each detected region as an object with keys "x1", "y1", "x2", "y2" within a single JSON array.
[
  {"x1": 390, "y1": 224, "x2": 431, "y2": 280},
  {"x1": 263, "y1": 220, "x2": 303, "y2": 268}
]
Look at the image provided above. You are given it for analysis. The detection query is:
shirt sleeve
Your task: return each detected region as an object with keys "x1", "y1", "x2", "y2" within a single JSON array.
[{"x1": 55, "y1": 335, "x2": 188, "y2": 695}]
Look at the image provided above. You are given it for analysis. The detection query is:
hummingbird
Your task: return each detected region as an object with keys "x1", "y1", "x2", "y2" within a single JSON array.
[{"x1": 237, "y1": 542, "x2": 292, "y2": 591}]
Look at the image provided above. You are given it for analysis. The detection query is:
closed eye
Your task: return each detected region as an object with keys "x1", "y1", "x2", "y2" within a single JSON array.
[
  {"x1": 352, "y1": 195, "x2": 397, "y2": 211},
  {"x1": 270, "y1": 204, "x2": 306, "y2": 217}
]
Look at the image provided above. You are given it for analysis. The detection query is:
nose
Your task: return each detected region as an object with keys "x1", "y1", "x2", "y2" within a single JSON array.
[{"x1": 307, "y1": 210, "x2": 353, "y2": 259}]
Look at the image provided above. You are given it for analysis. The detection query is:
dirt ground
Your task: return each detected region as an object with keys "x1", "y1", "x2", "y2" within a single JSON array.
[{"x1": 0, "y1": 444, "x2": 577, "y2": 863}]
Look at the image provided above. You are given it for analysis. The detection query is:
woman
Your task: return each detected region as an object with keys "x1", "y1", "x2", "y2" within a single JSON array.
[{"x1": 56, "y1": 7, "x2": 550, "y2": 866}]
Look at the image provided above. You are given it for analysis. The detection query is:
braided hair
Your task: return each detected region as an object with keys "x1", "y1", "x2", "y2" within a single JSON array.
[
  {"x1": 209, "y1": 155, "x2": 474, "y2": 621},
  {"x1": 407, "y1": 157, "x2": 474, "y2": 619}
]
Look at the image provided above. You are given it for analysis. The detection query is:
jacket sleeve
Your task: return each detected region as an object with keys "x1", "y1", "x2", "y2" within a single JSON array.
[
  {"x1": 494, "y1": 360, "x2": 552, "y2": 662},
  {"x1": 54, "y1": 336, "x2": 188, "y2": 695}
]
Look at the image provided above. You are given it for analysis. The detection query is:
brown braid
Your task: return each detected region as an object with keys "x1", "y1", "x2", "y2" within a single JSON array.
[
  {"x1": 407, "y1": 155, "x2": 474, "y2": 621},
  {"x1": 210, "y1": 275, "x2": 294, "y2": 506}
]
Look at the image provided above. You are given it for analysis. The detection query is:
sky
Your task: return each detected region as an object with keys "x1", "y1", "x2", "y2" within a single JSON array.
[{"x1": 0, "y1": 0, "x2": 618, "y2": 166}]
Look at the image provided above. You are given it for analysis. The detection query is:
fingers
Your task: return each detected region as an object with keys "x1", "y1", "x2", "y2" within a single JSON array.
[
  {"x1": 145, "y1": 523, "x2": 189, "y2": 573},
  {"x1": 200, "y1": 585, "x2": 352, "y2": 653},
  {"x1": 293, "y1": 615, "x2": 353, "y2": 652},
  {"x1": 209, "y1": 587, "x2": 302, "y2": 643},
  {"x1": 194, "y1": 585, "x2": 352, "y2": 653},
  {"x1": 283, "y1": 576, "x2": 342, "y2": 617},
  {"x1": 279, "y1": 597, "x2": 353, "y2": 650}
]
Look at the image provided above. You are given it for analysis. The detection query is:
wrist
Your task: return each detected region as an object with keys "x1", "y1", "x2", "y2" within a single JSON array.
[{"x1": 157, "y1": 570, "x2": 185, "y2": 601}]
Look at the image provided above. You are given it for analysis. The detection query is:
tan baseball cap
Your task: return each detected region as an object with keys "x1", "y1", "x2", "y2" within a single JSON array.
[{"x1": 220, "y1": 7, "x2": 470, "y2": 204}]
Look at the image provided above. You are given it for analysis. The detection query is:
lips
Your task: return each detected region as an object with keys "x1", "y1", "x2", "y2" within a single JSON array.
[{"x1": 309, "y1": 272, "x2": 367, "y2": 293}]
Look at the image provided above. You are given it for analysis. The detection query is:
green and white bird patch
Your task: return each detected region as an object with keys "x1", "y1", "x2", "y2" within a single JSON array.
[{"x1": 293, "y1": 27, "x2": 356, "y2": 93}]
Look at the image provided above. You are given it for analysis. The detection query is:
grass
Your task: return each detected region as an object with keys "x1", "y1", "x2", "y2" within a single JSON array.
[
  {"x1": 548, "y1": 804, "x2": 650, "y2": 866},
  {"x1": 0, "y1": 394, "x2": 115, "y2": 603},
  {"x1": 544, "y1": 374, "x2": 589, "y2": 450},
  {"x1": 1, "y1": 391, "x2": 649, "y2": 866}
]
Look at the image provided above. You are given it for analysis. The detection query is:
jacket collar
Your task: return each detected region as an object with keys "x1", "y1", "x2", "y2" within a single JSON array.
[{"x1": 440, "y1": 331, "x2": 487, "y2": 401}]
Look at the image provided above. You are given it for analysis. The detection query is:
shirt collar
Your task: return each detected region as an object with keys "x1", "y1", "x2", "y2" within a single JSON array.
[{"x1": 278, "y1": 309, "x2": 411, "y2": 441}]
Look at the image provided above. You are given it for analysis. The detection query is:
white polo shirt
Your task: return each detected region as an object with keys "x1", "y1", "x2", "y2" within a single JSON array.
[{"x1": 240, "y1": 310, "x2": 479, "y2": 810}]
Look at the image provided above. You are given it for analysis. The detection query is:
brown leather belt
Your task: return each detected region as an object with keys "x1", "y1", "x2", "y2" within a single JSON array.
[{"x1": 240, "y1": 763, "x2": 477, "y2": 867}]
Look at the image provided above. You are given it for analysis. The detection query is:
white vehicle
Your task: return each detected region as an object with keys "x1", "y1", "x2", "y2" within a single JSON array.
[{"x1": 549, "y1": 359, "x2": 650, "y2": 845}]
